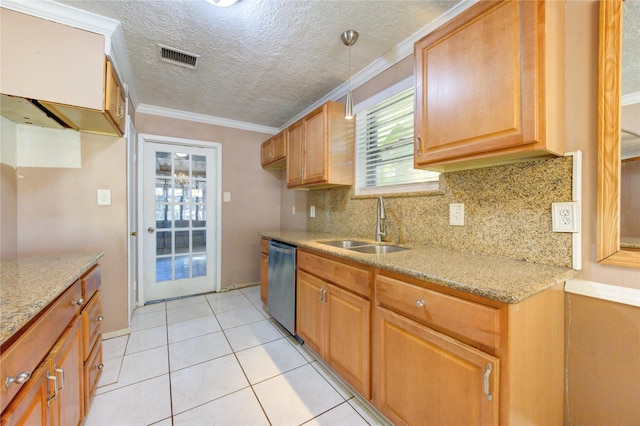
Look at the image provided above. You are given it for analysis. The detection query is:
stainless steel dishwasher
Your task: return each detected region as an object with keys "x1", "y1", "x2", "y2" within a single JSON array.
[{"x1": 267, "y1": 240, "x2": 297, "y2": 336}]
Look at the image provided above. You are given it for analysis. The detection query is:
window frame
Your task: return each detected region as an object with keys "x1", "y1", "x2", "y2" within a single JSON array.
[{"x1": 353, "y1": 78, "x2": 439, "y2": 196}]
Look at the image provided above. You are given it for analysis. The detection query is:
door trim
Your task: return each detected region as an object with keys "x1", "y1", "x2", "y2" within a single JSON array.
[{"x1": 137, "y1": 133, "x2": 222, "y2": 304}]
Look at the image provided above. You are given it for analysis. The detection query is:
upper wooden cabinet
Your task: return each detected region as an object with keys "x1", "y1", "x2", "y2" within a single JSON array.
[
  {"x1": 0, "y1": 9, "x2": 126, "y2": 136},
  {"x1": 286, "y1": 101, "x2": 354, "y2": 189},
  {"x1": 41, "y1": 59, "x2": 126, "y2": 137},
  {"x1": 413, "y1": 0, "x2": 565, "y2": 172},
  {"x1": 261, "y1": 132, "x2": 286, "y2": 170}
]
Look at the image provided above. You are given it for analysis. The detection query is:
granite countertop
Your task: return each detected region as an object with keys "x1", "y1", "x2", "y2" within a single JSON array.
[
  {"x1": 260, "y1": 230, "x2": 576, "y2": 304},
  {"x1": 0, "y1": 252, "x2": 104, "y2": 346}
]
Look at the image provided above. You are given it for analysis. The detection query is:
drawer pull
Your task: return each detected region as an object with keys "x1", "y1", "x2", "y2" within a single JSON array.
[
  {"x1": 54, "y1": 367, "x2": 64, "y2": 391},
  {"x1": 72, "y1": 298, "x2": 85, "y2": 306},
  {"x1": 46, "y1": 373, "x2": 58, "y2": 407},
  {"x1": 415, "y1": 299, "x2": 425, "y2": 307},
  {"x1": 94, "y1": 316, "x2": 104, "y2": 322},
  {"x1": 5, "y1": 372, "x2": 31, "y2": 388},
  {"x1": 94, "y1": 363, "x2": 104, "y2": 370},
  {"x1": 484, "y1": 364, "x2": 493, "y2": 401}
]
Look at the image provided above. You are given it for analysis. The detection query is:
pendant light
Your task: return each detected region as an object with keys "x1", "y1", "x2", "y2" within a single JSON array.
[{"x1": 341, "y1": 30, "x2": 359, "y2": 119}]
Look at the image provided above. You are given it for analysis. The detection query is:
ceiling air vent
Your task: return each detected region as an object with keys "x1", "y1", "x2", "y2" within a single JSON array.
[{"x1": 159, "y1": 44, "x2": 200, "y2": 70}]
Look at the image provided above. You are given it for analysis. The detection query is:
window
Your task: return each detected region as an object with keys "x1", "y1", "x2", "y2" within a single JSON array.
[{"x1": 355, "y1": 87, "x2": 439, "y2": 195}]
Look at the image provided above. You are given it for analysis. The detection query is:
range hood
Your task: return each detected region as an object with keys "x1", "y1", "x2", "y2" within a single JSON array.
[{"x1": 1, "y1": 94, "x2": 74, "y2": 129}]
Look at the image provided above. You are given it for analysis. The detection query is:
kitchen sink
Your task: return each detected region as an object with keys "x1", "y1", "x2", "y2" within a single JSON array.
[
  {"x1": 319, "y1": 240, "x2": 371, "y2": 249},
  {"x1": 347, "y1": 244, "x2": 410, "y2": 254}
]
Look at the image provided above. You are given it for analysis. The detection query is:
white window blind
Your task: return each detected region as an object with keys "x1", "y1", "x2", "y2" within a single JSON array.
[{"x1": 355, "y1": 87, "x2": 438, "y2": 195}]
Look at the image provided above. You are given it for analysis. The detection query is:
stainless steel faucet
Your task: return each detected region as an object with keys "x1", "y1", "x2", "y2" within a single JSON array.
[{"x1": 376, "y1": 196, "x2": 387, "y2": 242}]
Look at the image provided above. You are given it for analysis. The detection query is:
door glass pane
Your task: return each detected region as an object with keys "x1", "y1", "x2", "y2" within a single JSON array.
[
  {"x1": 156, "y1": 257, "x2": 172, "y2": 282},
  {"x1": 174, "y1": 255, "x2": 190, "y2": 279},
  {"x1": 193, "y1": 155, "x2": 206, "y2": 179},
  {"x1": 192, "y1": 230, "x2": 206, "y2": 252},
  {"x1": 156, "y1": 179, "x2": 170, "y2": 202},
  {"x1": 175, "y1": 231, "x2": 190, "y2": 254},
  {"x1": 193, "y1": 254, "x2": 206, "y2": 278},
  {"x1": 191, "y1": 181, "x2": 206, "y2": 203},
  {"x1": 156, "y1": 152, "x2": 171, "y2": 176},
  {"x1": 174, "y1": 153, "x2": 190, "y2": 178},
  {"x1": 173, "y1": 205, "x2": 190, "y2": 228},
  {"x1": 156, "y1": 232, "x2": 172, "y2": 255},
  {"x1": 193, "y1": 205, "x2": 206, "y2": 227}
]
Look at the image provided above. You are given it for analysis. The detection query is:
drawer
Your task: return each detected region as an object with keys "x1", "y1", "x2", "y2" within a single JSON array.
[
  {"x1": 84, "y1": 337, "x2": 103, "y2": 412},
  {"x1": 261, "y1": 238, "x2": 270, "y2": 254},
  {"x1": 298, "y1": 250, "x2": 371, "y2": 298},
  {"x1": 0, "y1": 280, "x2": 82, "y2": 412},
  {"x1": 82, "y1": 291, "x2": 103, "y2": 362},
  {"x1": 82, "y1": 265, "x2": 101, "y2": 303},
  {"x1": 375, "y1": 274, "x2": 500, "y2": 350}
]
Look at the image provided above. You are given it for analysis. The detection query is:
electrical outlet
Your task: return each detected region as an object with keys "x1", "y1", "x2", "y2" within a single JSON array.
[
  {"x1": 449, "y1": 203, "x2": 464, "y2": 226},
  {"x1": 310, "y1": 206, "x2": 316, "y2": 218},
  {"x1": 552, "y1": 202, "x2": 580, "y2": 232}
]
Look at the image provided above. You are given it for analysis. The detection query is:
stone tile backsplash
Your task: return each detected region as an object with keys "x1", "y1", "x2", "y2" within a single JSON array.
[{"x1": 306, "y1": 156, "x2": 573, "y2": 268}]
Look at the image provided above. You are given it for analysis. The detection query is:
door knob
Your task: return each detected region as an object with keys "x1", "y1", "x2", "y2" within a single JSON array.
[{"x1": 147, "y1": 227, "x2": 155, "y2": 233}]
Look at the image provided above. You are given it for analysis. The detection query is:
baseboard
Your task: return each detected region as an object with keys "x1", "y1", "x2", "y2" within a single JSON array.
[
  {"x1": 102, "y1": 328, "x2": 131, "y2": 340},
  {"x1": 565, "y1": 279, "x2": 640, "y2": 308}
]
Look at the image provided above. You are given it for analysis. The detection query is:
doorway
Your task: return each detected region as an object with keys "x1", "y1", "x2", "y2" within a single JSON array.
[{"x1": 139, "y1": 134, "x2": 222, "y2": 303}]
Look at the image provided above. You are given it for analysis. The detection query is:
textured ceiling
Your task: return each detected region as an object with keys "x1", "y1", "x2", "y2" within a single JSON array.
[{"x1": 57, "y1": 0, "x2": 463, "y2": 129}]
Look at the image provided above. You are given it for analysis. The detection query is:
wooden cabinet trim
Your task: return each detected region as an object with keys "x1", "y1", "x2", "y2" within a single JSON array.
[
  {"x1": 83, "y1": 337, "x2": 102, "y2": 414},
  {"x1": 81, "y1": 265, "x2": 101, "y2": 304}
]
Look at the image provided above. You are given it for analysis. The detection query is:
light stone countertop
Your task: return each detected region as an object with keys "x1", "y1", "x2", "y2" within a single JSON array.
[
  {"x1": 261, "y1": 230, "x2": 576, "y2": 304},
  {"x1": 0, "y1": 252, "x2": 104, "y2": 346}
]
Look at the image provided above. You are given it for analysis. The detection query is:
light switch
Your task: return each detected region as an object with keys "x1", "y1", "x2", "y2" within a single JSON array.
[
  {"x1": 223, "y1": 192, "x2": 231, "y2": 202},
  {"x1": 97, "y1": 189, "x2": 111, "y2": 206}
]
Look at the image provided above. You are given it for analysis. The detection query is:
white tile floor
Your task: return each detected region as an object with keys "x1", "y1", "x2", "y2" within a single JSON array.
[{"x1": 85, "y1": 286, "x2": 388, "y2": 426}]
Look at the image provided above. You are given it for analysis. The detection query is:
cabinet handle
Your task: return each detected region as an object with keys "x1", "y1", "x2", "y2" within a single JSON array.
[
  {"x1": 117, "y1": 102, "x2": 125, "y2": 119},
  {"x1": 54, "y1": 367, "x2": 64, "y2": 391},
  {"x1": 94, "y1": 315, "x2": 104, "y2": 322},
  {"x1": 269, "y1": 149, "x2": 274, "y2": 159},
  {"x1": 4, "y1": 372, "x2": 31, "y2": 388},
  {"x1": 415, "y1": 135, "x2": 422, "y2": 156},
  {"x1": 71, "y1": 298, "x2": 84, "y2": 306},
  {"x1": 321, "y1": 287, "x2": 328, "y2": 304},
  {"x1": 47, "y1": 373, "x2": 58, "y2": 407},
  {"x1": 483, "y1": 363, "x2": 493, "y2": 401},
  {"x1": 415, "y1": 299, "x2": 425, "y2": 307},
  {"x1": 94, "y1": 363, "x2": 104, "y2": 370}
]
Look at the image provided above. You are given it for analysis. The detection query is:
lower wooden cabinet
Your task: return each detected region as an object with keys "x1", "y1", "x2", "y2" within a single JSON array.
[
  {"x1": 296, "y1": 251, "x2": 372, "y2": 399},
  {"x1": 1, "y1": 263, "x2": 102, "y2": 426},
  {"x1": 374, "y1": 306, "x2": 498, "y2": 426},
  {"x1": 260, "y1": 238, "x2": 269, "y2": 305},
  {"x1": 2, "y1": 317, "x2": 84, "y2": 426}
]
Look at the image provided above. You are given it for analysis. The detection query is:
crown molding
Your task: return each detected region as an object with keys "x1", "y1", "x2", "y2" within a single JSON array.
[
  {"x1": 135, "y1": 104, "x2": 278, "y2": 135},
  {"x1": 280, "y1": 0, "x2": 478, "y2": 130}
]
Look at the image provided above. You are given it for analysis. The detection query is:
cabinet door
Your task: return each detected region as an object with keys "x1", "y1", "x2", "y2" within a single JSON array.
[
  {"x1": 0, "y1": 361, "x2": 52, "y2": 426},
  {"x1": 260, "y1": 140, "x2": 273, "y2": 167},
  {"x1": 414, "y1": 1, "x2": 537, "y2": 166},
  {"x1": 374, "y1": 307, "x2": 499, "y2": 426},
  {"x1": 51, "y1": 317, "x2": 84, "y2": 426},
  {"x1": 260, "y1": 253, "x2": 269, "y2": 305},
  {"x1": 271, "y1": 132, "x2": 286, "y2": 161},
  {"x1": 325, "y1": 284, "x2": 371, "y2": 399},
  {"x1": 303, "y1": 107, "x2": 328, "y2": 185},
  {"x1": 295, "y1": 270, "x2": 324, "y2": 355},
  {"x1": 104, "y1": 60, "x2": 125, "y2": 135},
  {"x1": 286, "y1": 120, "x2": 304, "y2": 187},
  {"x1": 82, "y1": 292, "x2": 103, "y2": 362}
]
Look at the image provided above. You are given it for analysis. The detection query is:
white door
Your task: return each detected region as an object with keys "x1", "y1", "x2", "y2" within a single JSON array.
[
  {"x1": 141, "y1": 137, "x2": 221, "y2": 303},
  {"x1": 126, "y1": 116, "x2": 138, "y2": 319}
]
